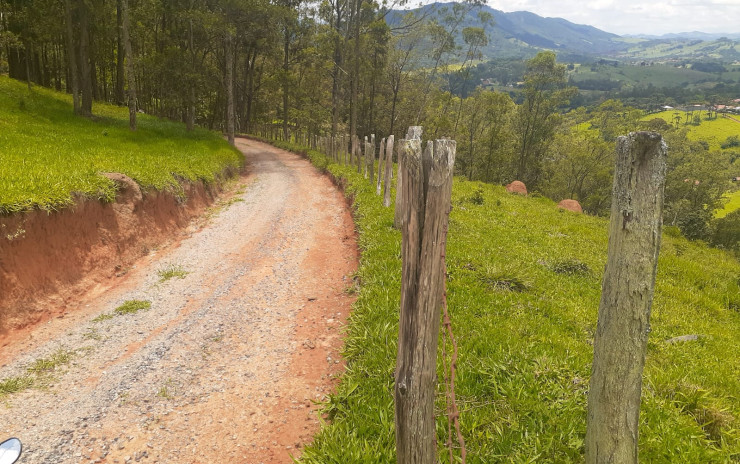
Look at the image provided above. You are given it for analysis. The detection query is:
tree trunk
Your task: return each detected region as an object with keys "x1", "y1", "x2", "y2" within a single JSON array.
[
  {"x1": 115, "y1": 0, "x2": 125, "y2": 105},
  {"x1": 585, "y1": 132, "x2": 667, "y2": 464},
  {"x1": 395, "y1": 127, "x2": 456, "y2": 464},
  {"x1": 225, "y1": 32, "x2": 235, "y2": 145},
  {"x1": 63, "y1": 0, "x2": 80, "y2": 114},
  {"x1": 78, "y1": 1, "x2": 93, "y2": 116},
  {"x1": 121, "y1": 0, "x2": 137, "y2": 130},
  {"x1": 282, "y1": 27, "x2": 290, "y2": 142},
  {"x1": 349, "y1": 0, "x2": 362, "y2": 138}
]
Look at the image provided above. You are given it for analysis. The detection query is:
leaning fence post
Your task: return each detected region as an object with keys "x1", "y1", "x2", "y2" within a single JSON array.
[
  {"x1": 383, "y1": 135, "x2": 394, "y2": 207},
  {"x1": 395, "y1": 130, "x2": 456, "y2": 464},
  {"x1": 377, "y1": 137, "x2": 386, "y2": 195},
  {"x1": 585, "y1": 131, "x2": 667, "y2": 464}
]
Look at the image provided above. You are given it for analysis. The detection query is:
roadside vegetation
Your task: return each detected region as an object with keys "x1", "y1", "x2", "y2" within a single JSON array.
[
  {"x1": 271, "y1": 140, "x2": 740, "y2": 462},
  {"x1": 0, "y1": 76, "x2": 242, "y2": 214},
  {"x1": 0, "y1": 348, "x2": 76, "y2": 398}
]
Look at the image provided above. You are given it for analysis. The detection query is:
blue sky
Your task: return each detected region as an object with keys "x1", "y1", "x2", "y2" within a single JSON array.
[{"x1": 459, "y1": 0, "x2": 740, "y2": 36}]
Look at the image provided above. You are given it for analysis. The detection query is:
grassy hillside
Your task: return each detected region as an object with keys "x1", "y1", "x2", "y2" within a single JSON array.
[
  {"x1": 275, "y1": 141, "x2": 740, "y2": 462},
  {"x1": 616, "y1": 38, "x2": 740, "y2": 61},
  {"x1": 0, "y1": 76, "x2": 242, "y2": 214},
  {"x1": 570, "y1": 63, "x2": 723, "y2": 89},
  {"x1": 643, "y1": 110, "x2": 740, "y2": 152}
]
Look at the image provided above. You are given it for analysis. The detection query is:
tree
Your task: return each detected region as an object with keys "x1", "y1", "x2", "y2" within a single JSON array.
[
  {"x1": 120, "y1": 0, "x2": 136, "y2": 129},
  {"x1": 512, "y1": 51, "x2": 576, "y2": 189},
  {"x1": 662, "y1": 130, "x2": 731, "y2": 240},
  {"x1": 543, "y1": 130, "x2": 613, "y2": 215}
]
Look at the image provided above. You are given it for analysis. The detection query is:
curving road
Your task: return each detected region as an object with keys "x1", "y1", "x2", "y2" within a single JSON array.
[{"x1": 0, "y1": 138, "x2": 357, "y2": 463}]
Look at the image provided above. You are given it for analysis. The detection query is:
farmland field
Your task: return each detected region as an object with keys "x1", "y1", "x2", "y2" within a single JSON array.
[
  {"x1": 0, "y1": 75, "x2": 242, "y2": 214},
  {"x1": 643, "y1": 110, "x2": 740, "y2": 152}
]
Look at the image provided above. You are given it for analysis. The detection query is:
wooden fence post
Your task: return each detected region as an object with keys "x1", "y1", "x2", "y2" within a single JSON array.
[
  {"x1": 363, "y1": 136, "x2": 369, "y2": 179},
  {"x1": 395, "y1": 129, "x2": 456, "y2": 464},
  {"x1": 383, "y1": 135, "x2": 394, "y2": 207},
  {"x1": 370, "y1": 134, "x2": 376, "y2": 186},
  {"x1": 357, "y1": 136, "x2": 363, "y2": 174},
  {"x1": 395, "y1": 126, "x2": 422, "y2": 229},
  {"x1": 585, "y1": 131, "x2": 667, "y2": 464},
  {"x1": 377, "y1": 137, "x2": 386, "y2": 195}
]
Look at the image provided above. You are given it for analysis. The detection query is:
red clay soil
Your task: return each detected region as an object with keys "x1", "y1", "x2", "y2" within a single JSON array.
[{"x1": 0, "y1": 175, "x2": 220, "y2": 337}]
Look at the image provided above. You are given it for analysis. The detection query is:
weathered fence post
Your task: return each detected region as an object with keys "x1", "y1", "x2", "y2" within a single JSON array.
[
  {"x1": 383, "y1": 135, "x2": 394, "y2": 207},
  {"x1": 377, "y1": 137, "x2": 386, "y2": 195},
  {"x1": 362, "y1": 136, "x2": 369, "y2": 179},
  {"x1": 370, "y1": 134, "x2": 376, "y2": 186},
  {"x1": 394, "y1": 128, "x2": 456, "y2": 464},
  {"x1": 356, "y1": 136, "x2": 363, "y2": 174},
  {"x1": 585, "y1": 131, "x2": 667, "y2": 464},
  {"x1": 394, "y1": 126, "x2": 422, "y2": 229}
]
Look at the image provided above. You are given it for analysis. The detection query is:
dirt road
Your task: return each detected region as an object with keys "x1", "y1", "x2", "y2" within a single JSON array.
[{"x1": 0, "y1": 139, "x2": 358, "y2": 463}]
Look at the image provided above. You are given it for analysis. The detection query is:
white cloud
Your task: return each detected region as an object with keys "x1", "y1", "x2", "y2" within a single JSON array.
[{"x1": 484, "y1": 0, "x2": 740, "y2": 35}]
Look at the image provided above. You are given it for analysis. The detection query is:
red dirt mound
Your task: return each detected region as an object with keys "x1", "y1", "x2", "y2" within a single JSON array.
[
  {"x1": 0, "y1": 174, "x2": 220, "y2": 335},
  {"x1": 506, "y1": 180, "x2": 527, "y2": 195},
  {"x1": 557, "y1": 199, "x2": 583, "y2": 213}
]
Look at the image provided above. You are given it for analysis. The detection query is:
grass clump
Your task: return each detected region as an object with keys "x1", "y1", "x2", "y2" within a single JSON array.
[
  {"x1": 264, "y1": 139, "x2": 740, "y2": 463},
  {"x1": 476, "y1": 266, "x2": 531, "y2": 292},
  {"x1": 114, "y1": 299, "x2": 151, "y2": 316},
  {"x1": 0, "y1": 348, "x2": 76, "y2": 397},
  {"x1": 26, "y1": 348, "x2": 74, "y2": 374},
  {"x1": 0, "y1": 75, "x2": 242, "y2": 214},
  {"x1": 157, "y1": 264, "x2": 189, "y2": 282},
  {"x1": 550, "y1": 259, "x2": 591, "y2": 276},
  {"x1": 91, "y1": 313, "x2": 115, "y2": 323},
  {"x1": 0, "y1": 376, "x2": 34, "y2": 397}
]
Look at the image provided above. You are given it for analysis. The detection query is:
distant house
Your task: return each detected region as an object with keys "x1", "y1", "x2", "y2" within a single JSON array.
[{"x1": 662, "y1": 105, "x2": 674, "y2": 110}]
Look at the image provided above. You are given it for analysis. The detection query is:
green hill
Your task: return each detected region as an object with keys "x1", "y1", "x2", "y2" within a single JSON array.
[
  {"x1": 279, "y1": 142, "x2": 740, "y2": 462},
  {"x1": 0, "y1": 75, "x2": 242, "y2": 214},
  {"x1": 644, "y1": 110, "x2": 740, "y2": 152}
]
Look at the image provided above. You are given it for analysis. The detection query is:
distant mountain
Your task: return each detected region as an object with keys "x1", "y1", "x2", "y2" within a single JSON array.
[
  {"x1": 387, "y1": 3, "x2": 630, "y2": 60},
  {"x1": 387, "y1": 3, "x2": 740, "y2": 63},
  {"x1": 627, "y1": 32, "x2": 740, "y2": 41}
]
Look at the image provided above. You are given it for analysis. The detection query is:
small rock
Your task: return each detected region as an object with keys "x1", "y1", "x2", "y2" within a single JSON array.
[{"x1": 666, "y1": 334, "x2": 701, "y2": 344}]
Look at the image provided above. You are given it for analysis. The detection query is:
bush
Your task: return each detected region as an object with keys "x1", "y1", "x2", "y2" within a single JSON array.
[
  {"x1": 721, "y1": 135, "x2": 740, "y2": 150},
  {"x1": 711, "y1": 209, "x2": 740, "y2": 252},
  {"x1": 677, "y1": 210, "x2": 712, "y2": 241}
]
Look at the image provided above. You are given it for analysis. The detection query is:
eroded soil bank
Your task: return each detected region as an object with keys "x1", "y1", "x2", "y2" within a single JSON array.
[
  {"x1": 0, "y1": 174, "x2": 223, "y2": 335},
  {"x1": 0, "y1": 139, "x2": 358, "y2": 463}
]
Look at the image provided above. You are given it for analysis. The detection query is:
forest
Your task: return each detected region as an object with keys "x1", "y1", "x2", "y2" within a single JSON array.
[{"x1": 1, "y1": 0, "x2": 739, "y2": 246}]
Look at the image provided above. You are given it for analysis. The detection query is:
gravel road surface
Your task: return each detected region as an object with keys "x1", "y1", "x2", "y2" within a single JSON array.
[{"x1": 0, "y1": 138, "x2": 358, "y2": 463}]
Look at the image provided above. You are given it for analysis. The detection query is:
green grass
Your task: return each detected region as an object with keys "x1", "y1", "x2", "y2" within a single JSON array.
[
  {"x1": 268, "y1": 138, "x2": 740, "y2": 462},
  {"x1": 92, "y1": 299, "x2": 151, "y2": 322},
  {"x1": 0, "y1": 348, "x2": 75, "y2": 397},
  {"x1": 0, "y1": 75, "x2": 243, "y2": 214},
  {"x1": 26, "y1": 348, "x2": 74, "y2": 374},
  {"x1": 717, "y1": 190, "x2": 740, "y2": 218},
  {"x1": 157, "y1": 264, "x2": 189, "y2": 282},
  {"x1": 113, "y1": 299, "x2": 151, "y2": 316}
]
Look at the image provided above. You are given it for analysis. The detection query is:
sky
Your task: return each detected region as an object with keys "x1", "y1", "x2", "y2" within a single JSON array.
[{"x1": 479, "y1": 0, "x2": 740, "y2": 36}]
